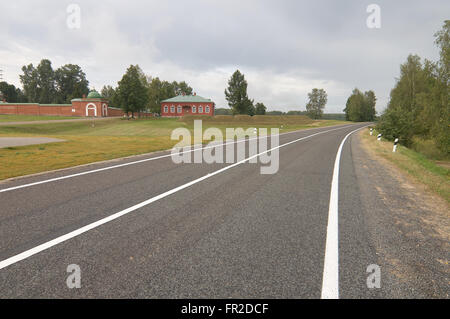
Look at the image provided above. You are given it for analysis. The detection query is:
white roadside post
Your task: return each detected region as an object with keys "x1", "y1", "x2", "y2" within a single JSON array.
[
  {"x1": 393, "y1": 138, "x2": 399, "y2": 152},
  {"x1": 370, "y1": 128, "x2": 373, "y2": 136},
  {"x1": 377, "y1": 133, "x2": 382, "y2": 141},
  {"x1": 253, "y1": 127, "x2": 257, "y2": 135}
]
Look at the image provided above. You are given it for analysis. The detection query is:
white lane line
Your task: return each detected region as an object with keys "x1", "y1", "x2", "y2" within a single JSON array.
[
  {"x1": 0, "y1": 125, "x2": 353, "y2": 194},
  {"x1": 321, "y1": 125, "x2": 368, "y2": 299},
  {"x1": 0, "y1": 125, "x2": 356, "y2": 271}
]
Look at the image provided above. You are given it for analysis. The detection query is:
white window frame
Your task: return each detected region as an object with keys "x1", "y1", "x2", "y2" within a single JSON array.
[
  {"x1": 170, "y1": 105, "x2": 175, "y2": 113},
  {"x1": 199, "y1": 106, "x2": 203, "y2": 113},
  {"x1": 164, "y1": 105, "x2": 168, "y2": 113},
  {"x1": 177, "y1": 105, "x2": 182, "y2": 113},
  {"x1": 192, "y1": 106, "x2": 196, "y2": 113},
  {"x1": 205, "y1": 105, "x2": 210, "y2": 113}
]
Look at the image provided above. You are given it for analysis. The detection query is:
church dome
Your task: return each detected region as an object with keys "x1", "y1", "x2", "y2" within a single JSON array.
[{"x1": 87, "y1": 90, "x2": 102, "y2": 99}]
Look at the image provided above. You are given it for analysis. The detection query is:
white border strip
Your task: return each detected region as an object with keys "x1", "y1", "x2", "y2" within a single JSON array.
[
  {"x1": 0, "y1": 125, "x2": 354, "y2": 270},
  {"x1": 0, "y1": 125, "x2": 353, "y2": 193},
  {"x1": 321, "y1": 125, "x2": 368, "y2": 299}
]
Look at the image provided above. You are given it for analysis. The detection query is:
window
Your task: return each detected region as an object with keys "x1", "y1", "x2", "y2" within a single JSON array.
[
  {"x1": 164, "y1": 105, "x2": 168, "y2": 113},
  {"x1": 205, "y1": 106, "x2": 210, "y2": 113},
  {"x1": 192, "y1": 106, "x2": 196, "y2": 113},
  {"x1": 199, "y1": 106, "x2": 203, "y2": 113},
  {"x1": 170, "y1": 105, "x2": 175, "y2": 113},
  {"x1": 177, "y1": 106, "x2": 182, "y2": 113}
]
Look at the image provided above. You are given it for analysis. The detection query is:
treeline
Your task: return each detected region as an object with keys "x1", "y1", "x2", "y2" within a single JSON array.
[
  {"x1": 0, "y1": 59, "x2": 89, "y2": 104},
  {"x1": 102, "y1": 65, "x2": 194, "y2": 116},
  {"x1": 223, "y1": 70, "x2": 329, "y2": 118},
  {"x1": 343, "y1": 89, "x2": 376, "y2": 121},
  {"x1": 377, "y1": 21, "x2": 449, "y2": 155},
  {"x1": 20, "y1": 59, "x2": 89, "y2": 104}
]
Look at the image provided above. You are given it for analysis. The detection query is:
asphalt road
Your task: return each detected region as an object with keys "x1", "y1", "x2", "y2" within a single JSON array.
[{"x1": 0, "y1": 123, "x2": 446, "y2": 298}]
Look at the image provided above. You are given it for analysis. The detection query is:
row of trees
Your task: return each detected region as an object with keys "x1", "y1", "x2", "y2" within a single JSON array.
[
  {"x1": 102, "y1": 65, "x2": 193, "y2": 116},
  {"x1": 377, "y1": 21, "x2": 449, "y2": 154},
  {"x1": 343, "y1": 89, "x2": 377, "y2": 121},
  {"x1": 19, "y1": 59, "x2": 89, "y2": 104}
]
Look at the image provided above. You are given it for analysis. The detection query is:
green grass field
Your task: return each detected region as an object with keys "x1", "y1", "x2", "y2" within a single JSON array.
[
  {"x1": 0, "y1": 114, "x2": 78, "y2": 122},
  {"x1": 0, "y1": 116, "x2": 350, "y2": 180}
]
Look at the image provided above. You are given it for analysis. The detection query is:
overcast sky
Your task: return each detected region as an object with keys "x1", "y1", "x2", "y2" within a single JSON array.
[{"x1": 0, "y1": 1, "x2": 448, "y2": 113}]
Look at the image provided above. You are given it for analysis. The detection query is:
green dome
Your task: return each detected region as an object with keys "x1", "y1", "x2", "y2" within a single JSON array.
[{"x1": 87, "y1": 90, "x2": 102, "y2": 99}]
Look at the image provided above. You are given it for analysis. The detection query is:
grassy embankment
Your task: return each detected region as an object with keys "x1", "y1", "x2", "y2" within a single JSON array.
[
  {"x1": 361, "y1": 127, "x2": 449, "y2": 202},
  {"x1": 0, "y1": 115, "x2": 350, "y2": 180}
]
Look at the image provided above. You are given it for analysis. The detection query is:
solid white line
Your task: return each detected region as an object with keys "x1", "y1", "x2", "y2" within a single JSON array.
[
  {"x1": 321, "y1": 125, "x2": 368, "y2": 299},
  {"x1": 0, "y1": 124, "x2": 353, "y2": 193},
  {"x1": 0, "y1": 125, "x2": 355, "y2": 270}
]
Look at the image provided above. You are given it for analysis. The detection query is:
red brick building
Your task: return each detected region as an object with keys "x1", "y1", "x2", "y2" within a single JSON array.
[
  {"x1": 161, "y1": 94, "x2": 215, "y2": 117},
  {"x1": 0, "y1": 90, "x2": 129, "y2": 117}
]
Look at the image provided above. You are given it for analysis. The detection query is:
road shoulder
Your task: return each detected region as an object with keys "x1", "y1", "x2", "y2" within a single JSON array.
[{"x1": 351, "y1": 130, "x2": 449, "y2": 298}]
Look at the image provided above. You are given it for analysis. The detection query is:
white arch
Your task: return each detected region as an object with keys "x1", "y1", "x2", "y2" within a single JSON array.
[
  {"x1": 102, "y1": 104, "x2": 108, "y2": 117},
  {"x1": 86, "y1": 103, "x2": 97, "y2": 117}
]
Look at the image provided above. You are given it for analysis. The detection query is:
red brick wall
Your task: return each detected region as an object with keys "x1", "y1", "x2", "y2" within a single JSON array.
[{"x1": 0, "y1": 101, "x2": 153, "y2": 118}]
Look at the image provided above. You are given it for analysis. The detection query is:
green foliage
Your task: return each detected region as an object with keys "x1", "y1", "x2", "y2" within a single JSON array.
[
  {"x1": 20, "y1": 59, "x2": 89, "y2": 104},
  {"x1": 116, "y1": 65, "x2": 149, "y2": 117},
  {"x1": 147, "y1": 77, "x2": 193, "y2": 114},
  {"x1": 306, "y1": 88, "x2": 327, "y2": 119},
  {"x1": 214, "y1": 108, "x2": 232, "y2": 115},
  {"x1": 101, "y1": 85, "x2": 118, "y2": 107},
  {"x1": 0, "y1": 81, "x2": 26, "y2": 102},
  {"x1": 54, "y1": 64, "x2": 89, "y2": 103},
  {"x1": 377, "y1": 21, "x2": 449, "y2": 156},
  {"x1": 224, "y1": 70, "x2": 255, "y2": 115},
  {"x1": 255, "y1": 102, "x2": 266, "y2": 115},
  {"x1": 344, "y1": 88, "x2": 376, "y2": 121}
]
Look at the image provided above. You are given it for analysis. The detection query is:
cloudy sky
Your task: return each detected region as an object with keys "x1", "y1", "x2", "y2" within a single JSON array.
[{"x1": 0, "y1": 1, "x2": 448, "y2": 113}]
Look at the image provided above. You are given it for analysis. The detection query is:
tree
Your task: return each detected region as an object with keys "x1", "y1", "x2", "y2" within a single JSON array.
[
  {"x1": 20, "y1": 59, "x2": 88, "y2": 104},
  {"x1": 116, "y1": 65, "x2": 149, "y2": 117},
  {"x1": 224, "y1": 70, "x2": 255, "y2": 115},
  {"x1": 0, "y1": 82, "x2": 26, "y2": 102},
  {"x1": 101, "y1": 85, "x2": 118, "y2": 107},
  {"x1": 147, "y1": 77, "x2": 194, "y2": 114},
  {"x1": 20, "y1": 63, "x2": 39, "y2": 103},
  {"x1": 343, "y1": 88, "x2": 376, "y2": 121},
  {"x1": 54, "y1": 64, "x2": 89, "y2": 103},
  {"x1": 36, "y1": 59, "x2": 56, "y2": 104},
  {"x1": 377, "y1": 21, "x2": 449, "y2": 154},
  {"x1": 255, "y1": 102, "x2": 267, "y2": 115},
  {"x1": 306, "y1": 88, "x2": 327, "y2": 119}
]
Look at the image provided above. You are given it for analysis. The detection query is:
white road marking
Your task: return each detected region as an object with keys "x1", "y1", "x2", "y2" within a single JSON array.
[
  {"x1": 0, "y1": 125, "x2": 353, "y2": 194},
  {"x1": 321, "y1": 125, "x2": 368, "y2": 299},
  {"x1": 0, "y1": 125, "x2": 357, "y2": 270}
]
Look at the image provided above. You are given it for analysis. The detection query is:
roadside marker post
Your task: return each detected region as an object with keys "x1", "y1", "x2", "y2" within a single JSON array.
[
  {"x1": 393, "y1": 138, "x2": 399, "y2": 152},
  {"x1": 370, "y1": 128, "x2": 373, "y2": 136},
  {"x1": 377, "y1": 133, "x2": 382, "y2": 141}
]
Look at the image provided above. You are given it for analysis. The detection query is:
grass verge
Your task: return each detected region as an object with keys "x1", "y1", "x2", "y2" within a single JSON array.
[
  {"x1": 0, "y1": 114, "x2": 78, "y2": 122},
  {"x1": 0, "y1": 117, "x2": 349, "y2": 181},
  {"x1": 360, "y1": 127, "x2": 449, "y2": 202}
]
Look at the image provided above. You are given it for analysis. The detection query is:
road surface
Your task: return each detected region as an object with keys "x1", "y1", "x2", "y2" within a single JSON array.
[{"x1": 0, "y1": 123, "x2": 447, "y2": 298}]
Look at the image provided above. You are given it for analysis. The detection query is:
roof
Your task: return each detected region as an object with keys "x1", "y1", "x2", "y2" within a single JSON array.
[
  {"x1": 87, "y1": 90, "x2": 103, "y2": 99},
  {"x1": 161, "y1": 95, "x2": 213, "y2": 103}
]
